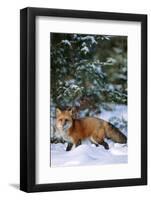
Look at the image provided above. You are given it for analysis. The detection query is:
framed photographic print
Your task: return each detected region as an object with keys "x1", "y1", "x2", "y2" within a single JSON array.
[{"x1": 20, "y1": 7, "x2": 147, "y2": 192}]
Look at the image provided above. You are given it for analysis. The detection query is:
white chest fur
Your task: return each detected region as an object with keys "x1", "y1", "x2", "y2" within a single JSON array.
[{"x1": 55, "y1": 129, "x2": 73, "y2": 143}]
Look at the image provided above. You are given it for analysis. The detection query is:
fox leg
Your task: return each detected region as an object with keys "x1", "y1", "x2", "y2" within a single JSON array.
[
  {"x1": 99, "y1": 140, "x2": 109, "y2": 150},
  {"x1": 66, "y1": 143, "x2": 73, "y2": 151},
  {"x1": 90, "y1": 137, "x2": 99, "y2": 147},
  {"x1": 91, "y1": 141, "x2": 99, "y2": 147},
  {"x1": 93, "y1": 137, "x2": 109, "y2": 150},
  {"x1": 66, "y1": 140, "x2": 81, "y2": 151},
  {"x1": 91, "y1": 128, "x2": 109, "y2": 150},
  {"x1": 72, "y1": 140, "x2": 81, "y2": 150}
]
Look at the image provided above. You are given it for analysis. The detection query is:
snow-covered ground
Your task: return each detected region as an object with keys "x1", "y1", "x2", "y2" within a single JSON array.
[{"x1": 51, "y1": 104, "x2": 128, "y2": 167}]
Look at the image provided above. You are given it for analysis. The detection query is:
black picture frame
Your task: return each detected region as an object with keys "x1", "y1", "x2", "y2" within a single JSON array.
[{"x1": 20, "y1": 7, "x2": 147, "y2": 193}]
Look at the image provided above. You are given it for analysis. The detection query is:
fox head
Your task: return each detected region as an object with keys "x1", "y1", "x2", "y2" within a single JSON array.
[{"x1": 56, "y1": 108, "x2": 73, "y2": 131}]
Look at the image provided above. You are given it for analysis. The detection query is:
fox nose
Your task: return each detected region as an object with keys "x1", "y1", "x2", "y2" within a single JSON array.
[{"x1": 64, "y1": 120, "x2": 67, "y2": 126}]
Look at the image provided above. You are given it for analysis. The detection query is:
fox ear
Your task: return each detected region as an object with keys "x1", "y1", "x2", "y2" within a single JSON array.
[
  {"x1": 56, "y1": 108, "x2": 62, "y2": 115},
  {"x1": 68, "y1": 108, "x2": 73, "y2": 116}
]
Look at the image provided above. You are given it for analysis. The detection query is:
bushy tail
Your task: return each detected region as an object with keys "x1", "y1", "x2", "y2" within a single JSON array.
[{"x1": 104, "y1": 122, "x2": 127, "y2": 144}]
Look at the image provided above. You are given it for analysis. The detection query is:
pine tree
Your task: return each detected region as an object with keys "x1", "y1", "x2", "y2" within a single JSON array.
[{"x1": 51, "y1": 33, "x2": 127, "y2": 114}]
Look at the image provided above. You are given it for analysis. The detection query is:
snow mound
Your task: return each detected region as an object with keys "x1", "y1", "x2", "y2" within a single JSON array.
[
  {"x1": 51, "y1": 142, "x2": 128, "y2": 167},
  {"x1": 110, "y1": 143, "x2": 127, "y2": 155}
]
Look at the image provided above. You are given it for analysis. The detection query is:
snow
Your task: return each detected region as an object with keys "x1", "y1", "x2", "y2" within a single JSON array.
[
  {"x1": 106, "y1": 57, "x2": 117, "y2": 64},
  {"x1": 81, "y1": 36, "x2": 98, "y2": 44},
  {"x1": 61, "y1": 39, "x2": 71, "y2": 46},
  {"x1": 51, "y1": 104, "x2": 128, "y2": 167},
  {"x1": 81, "y1": 46, "x2": 89, "y2": 54}
]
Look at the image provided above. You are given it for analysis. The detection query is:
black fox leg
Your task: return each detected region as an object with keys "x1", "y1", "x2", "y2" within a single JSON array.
[
  {"x1": 99, "y1": 141, "x2": 109, "y2": 150},
  {"x1": 66, "y1": 140, "x2": 81, "y2": 151},
  {"x1": 66, "y1": 143, "x2": 73, "y2": 151},
  {"x1": 71, "y1": 140, "x2": 81, "y2": 150},
  {"x1": 66, "y1": 140, "x2": 82, "y2": 151},
  {"x1": 91, "y1": 140, "x2": 99, "y2": 147}
]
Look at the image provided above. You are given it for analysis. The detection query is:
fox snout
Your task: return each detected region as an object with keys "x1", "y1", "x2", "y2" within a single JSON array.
[
  {"x1": 64, "y1": 119, "x2": 68, "y2": 126},
  {"x1": 60, "y1": 119, "x2": 69, "y2": 127},
  {"x1": 63, "y1": 120, "x2": 72, "y2": 130},
  {"x1": 56, "y1": 119, "x2": 72, "y2": 130},
  {"x1": 62, "y1": 121, "x2": 67, "y2": 129}
]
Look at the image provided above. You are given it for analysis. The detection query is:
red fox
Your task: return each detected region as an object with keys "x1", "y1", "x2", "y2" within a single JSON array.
[{"x1": 55, "y1": 108, "x2": 127, "y2": 151}]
